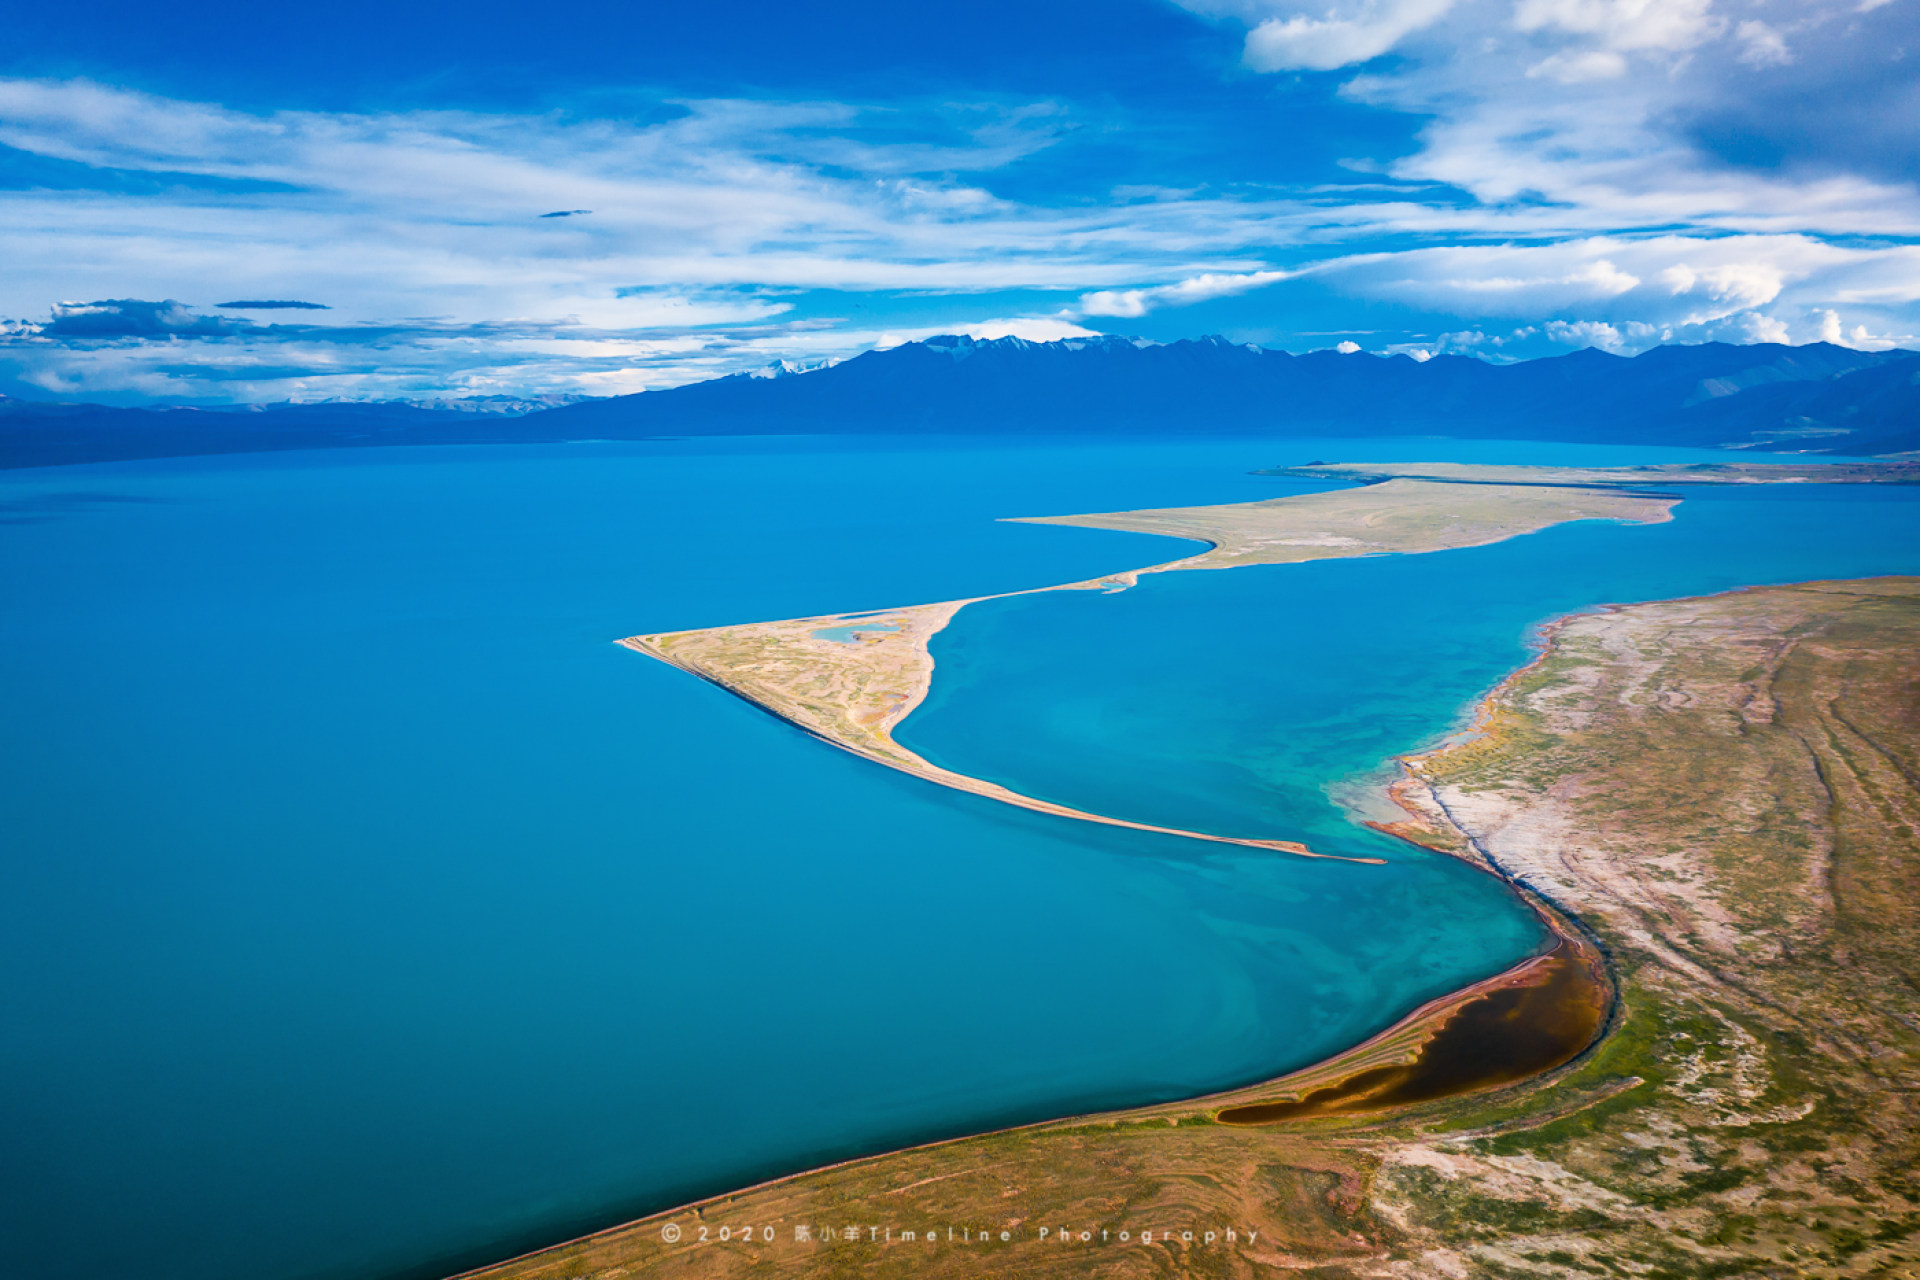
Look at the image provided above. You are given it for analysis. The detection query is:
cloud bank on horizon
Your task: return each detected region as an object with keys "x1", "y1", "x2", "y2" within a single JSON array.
[{"x1": 0, "y1": 0, "x2": 1915, "y2": 404}]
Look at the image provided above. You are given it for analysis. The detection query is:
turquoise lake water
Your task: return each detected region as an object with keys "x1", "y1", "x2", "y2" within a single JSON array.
[
  {"x1": 900, "y1": 484, "x2": 1920, "y2": 854},
  {"x1": 2, "y1": 435, "x2": 1909, "y2": 1280}
]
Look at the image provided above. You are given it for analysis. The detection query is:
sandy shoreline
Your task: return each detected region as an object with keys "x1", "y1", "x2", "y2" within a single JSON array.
[
  {"x1": 453, "y1": 921, "x2": 1596, "y2": 1278},
  {"x1": 621, "y1": 476, "x2": 1679, "y2": 865},
  {"x1": 456, "y1": 656, "x2": 1612, "y2": 1278},
  {"x1": 473, "y1": 568, "x2": 1920, "y2": 1278},
  {"x1": 496, "y1": 479, "x2": 1675, "y2": 1260},
  {"x1": 454, "y1": 924, "x2": 1600, "y2": 1280},
  {"x1": 622, "y1": 625, "x2": 1369, "y2": 861}
]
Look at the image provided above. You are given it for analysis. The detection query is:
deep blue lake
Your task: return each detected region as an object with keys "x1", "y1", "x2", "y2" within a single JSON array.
[{"x1": 2, "y1": 435, "x2": 1910, "y2": 1280}]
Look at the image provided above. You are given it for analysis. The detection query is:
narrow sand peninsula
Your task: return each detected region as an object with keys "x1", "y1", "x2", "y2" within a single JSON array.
[
  {"x1": 623, "y1": 476, "x2": 1677, "y2": 860},
  {"x1": 479, "y1": 575, "x2": 1920, "y2": 1280}
]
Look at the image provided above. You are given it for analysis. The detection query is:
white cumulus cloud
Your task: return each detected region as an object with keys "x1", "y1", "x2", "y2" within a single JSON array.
[
  {"x1": 1526, "y1": 50, "x2": 1631, "y2": 81},
  {"x1": 1076, "y1": 269, "x2": 1294, "y2": 317},
  {"x1": 1237, "y1": 0, "x2": 1457, "y2": 70},
  {"x1": 1735, "y1": 19, "x2": 1793, "y2": 67},
  {"x1": 1512, "y1": 0, "x2": 1723, "y2": 53}
]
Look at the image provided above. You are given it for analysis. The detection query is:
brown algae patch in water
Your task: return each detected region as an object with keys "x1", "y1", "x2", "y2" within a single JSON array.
[{"x1": 1215, "y1": 939, "x2": 1608, "y2": 1124}]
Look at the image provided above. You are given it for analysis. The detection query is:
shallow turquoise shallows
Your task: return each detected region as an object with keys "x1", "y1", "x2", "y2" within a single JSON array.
[
  {"x1": 899, "y1": 483, "x2": 1920, "y2": 853},
  {"x1": 0, "y1": 435, "x2": 1898, "y2": 1280}
]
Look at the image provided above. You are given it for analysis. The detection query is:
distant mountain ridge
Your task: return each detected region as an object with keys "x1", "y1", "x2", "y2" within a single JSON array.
[
  {"x1": 4, "y1": 337, "x2": 1916, "y2": 469},
  {"x1": 536, "y1": 335, "x2": 1919, "y2": 454}
]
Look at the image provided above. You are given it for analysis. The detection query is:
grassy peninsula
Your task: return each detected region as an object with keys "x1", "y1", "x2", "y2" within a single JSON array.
[{"x1": 481, "y1": 574, "x2": 1920, "y2": 1280}]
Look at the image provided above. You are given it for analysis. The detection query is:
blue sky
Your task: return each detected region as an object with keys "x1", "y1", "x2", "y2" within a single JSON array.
[{"x1": 3, "y1": 0, "x2": 1917, "y2": 403}]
